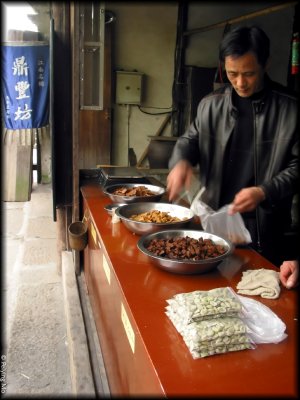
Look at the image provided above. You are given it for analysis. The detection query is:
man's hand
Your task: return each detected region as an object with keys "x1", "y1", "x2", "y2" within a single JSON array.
[
  {"x1": 228, "y1": 186, "x2": 266, "y2": 215},
  {"x1": 167, "y1": 160, "x2": 194, "y2": 202},
  {"x1": 279, "y1": 260, "x2": 299, "y2": 289}
]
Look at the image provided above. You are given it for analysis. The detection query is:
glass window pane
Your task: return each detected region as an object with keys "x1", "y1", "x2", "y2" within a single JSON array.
[
  {"x1": 80, "y1": 2, "x2": 105, "y2": 110},
  {"x1": 83, "y1": 3, "x2": 101, "y2": 42},
  {"x1": 83, "y1": 46, "x2": 100, "y2": 106}
]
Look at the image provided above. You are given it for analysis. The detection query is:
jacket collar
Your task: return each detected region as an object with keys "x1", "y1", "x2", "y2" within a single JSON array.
[{"x1": 228, "y1": 74, "x2": 270, "y2": 117}]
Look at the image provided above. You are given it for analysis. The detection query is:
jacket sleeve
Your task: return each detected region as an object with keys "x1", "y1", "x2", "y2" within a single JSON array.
[
  {"x1": 255, "y1": 87, "x2": 298, "y2": 210},
  {"x1": 259, "y1": 122, "x2": 299, "y2": 209}
]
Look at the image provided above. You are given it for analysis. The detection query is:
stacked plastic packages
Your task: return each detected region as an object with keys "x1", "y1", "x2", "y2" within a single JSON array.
[{"x1": 165, "y1": 287, "x2": 255, "y2": 358}]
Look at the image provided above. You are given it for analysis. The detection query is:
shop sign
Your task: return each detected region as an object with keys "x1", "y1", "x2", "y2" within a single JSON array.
[{"x1": 1, "y1": 43, "x2": 49, "y2": 129}]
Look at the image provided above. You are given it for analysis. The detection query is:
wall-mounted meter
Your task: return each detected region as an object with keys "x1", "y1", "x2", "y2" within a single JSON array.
[{"x1": 115, "y1": 71, "x2": 144, "y2": 105}]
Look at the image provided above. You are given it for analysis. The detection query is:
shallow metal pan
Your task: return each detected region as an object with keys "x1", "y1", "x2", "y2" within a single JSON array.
[
  {"x1": 103, "y1": 183, "x2": 166, "y2": 204},
  {"x1": 115, "y1": 202, "x2": 194, "y2": 235}
]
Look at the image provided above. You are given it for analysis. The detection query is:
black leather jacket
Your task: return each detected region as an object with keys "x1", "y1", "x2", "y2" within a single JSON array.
[{"x1": 169, "y1": 78, "x2": 298, "y2": 257}]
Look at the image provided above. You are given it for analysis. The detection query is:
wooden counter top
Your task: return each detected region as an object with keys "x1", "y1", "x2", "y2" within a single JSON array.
[{"x1": 81, "y1": 183, "x2": 298, "y2": 397}]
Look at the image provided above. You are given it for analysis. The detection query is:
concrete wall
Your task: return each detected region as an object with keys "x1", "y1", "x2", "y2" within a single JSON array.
[{"x1": 107, "y1": 2, "x2": 178, "y2": 166}]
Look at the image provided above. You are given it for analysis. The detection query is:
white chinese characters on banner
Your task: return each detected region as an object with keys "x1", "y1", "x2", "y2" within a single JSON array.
[
  {"x1": 15, "y1": 81, "x2": 30, "y2": 99},
  {"x1": 12, "y1": 56, "x2": 29, "y2": 76},
  {"x1": 15, "y1": 104, "x2": 33, "y2": 121},
  {"x1": 1, "y1": 44, "x2": 49, "y2": 129},
  {"x1": 12, "y1": 56, "x2": 31, "y2": 121},
  {"x1": 37, "y1": 59, "x2": 45, "y2": 87}
]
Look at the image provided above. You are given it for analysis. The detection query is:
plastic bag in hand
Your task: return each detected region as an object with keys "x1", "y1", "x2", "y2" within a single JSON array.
[
  {"x1": 206, "y1": 204, "x2": 252, "y2": 245},
  {"x1": 190, "y1": 187, "x2": 252, "y2": 245}
]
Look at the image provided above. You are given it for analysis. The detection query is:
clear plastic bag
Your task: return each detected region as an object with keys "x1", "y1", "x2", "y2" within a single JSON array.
[
  {"x1": 237, "y1": 294, "x2": 288, "y2": 344},
  {"x1": 166, "y1": 287, "x2": 243, "y2": 324},
  {"x1": 190, "y1": 188, "x2": 252, "y2": 245},
  {"x1": 189, "y1": 342, "x2": 255, "y2": 359},
  {"x1": 165, "y1": 287, "x2": 257, "y2": 359},
  {"x1": 206, "y1": 205, "x2": 252, "y2": 245}
]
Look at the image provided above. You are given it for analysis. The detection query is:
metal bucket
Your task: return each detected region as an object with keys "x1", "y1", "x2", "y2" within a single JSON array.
[{"x1": 68, "y1": 221, "x2": 88, "y2": 251}]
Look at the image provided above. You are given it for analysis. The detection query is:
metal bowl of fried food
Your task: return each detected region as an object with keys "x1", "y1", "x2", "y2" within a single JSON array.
[
  {"x1": 137, "y1": 229, "x2": 233, "y2": 274},
  {"x1": 115, "y1": 202, "x2": 194, "y2": 235},
  {"x1": 103, "y1": 183, "x2": 166, "y2": 204}
]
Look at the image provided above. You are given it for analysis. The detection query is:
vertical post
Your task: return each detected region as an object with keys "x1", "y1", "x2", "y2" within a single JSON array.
[
  {"x1": 56, "y1": 206, "x2": 66, "y2": 275},
  {"x1": 171, "y1": 2, "x2": 189, "y2": 137},
  {"x1": 71, "y1": 3, "x2": 81, "y2": 275}
]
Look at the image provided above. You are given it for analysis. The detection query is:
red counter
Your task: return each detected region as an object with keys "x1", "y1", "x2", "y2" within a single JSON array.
[{"x1": 81, "y1": 183, "x2": 298, "y2": 397}]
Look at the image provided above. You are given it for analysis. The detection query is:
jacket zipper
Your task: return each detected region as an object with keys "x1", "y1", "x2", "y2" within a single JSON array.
[{"x1": 253, "y1": 103, "x2": 262, "y2": 253}]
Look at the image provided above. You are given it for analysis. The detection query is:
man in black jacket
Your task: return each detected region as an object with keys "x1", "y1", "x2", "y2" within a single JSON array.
[{"x1": 167, "y1": 25, "x2": 298, "y2": 266}]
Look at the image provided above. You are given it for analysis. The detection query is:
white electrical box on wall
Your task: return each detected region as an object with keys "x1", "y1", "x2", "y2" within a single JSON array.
[{"x1": 115, "y1": 71, "x2": 144, "y2": 105}]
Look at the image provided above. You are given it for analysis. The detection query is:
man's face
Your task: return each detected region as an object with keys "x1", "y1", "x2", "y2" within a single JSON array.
[{"x1": 225, "y1": 52, "x2": 266, "y2": 97}]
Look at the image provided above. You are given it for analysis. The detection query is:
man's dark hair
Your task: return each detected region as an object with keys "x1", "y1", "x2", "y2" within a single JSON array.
[{"x1": 219, "y1": 25, "x2": 270, "y2": 67}]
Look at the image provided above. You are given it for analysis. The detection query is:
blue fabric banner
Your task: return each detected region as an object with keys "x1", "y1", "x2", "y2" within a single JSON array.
[{"x1": 1, "y1": 44, "x2": 49, "y2": 129}]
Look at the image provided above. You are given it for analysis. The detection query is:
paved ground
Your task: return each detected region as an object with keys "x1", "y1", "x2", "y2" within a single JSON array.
[{"x1": 1, "y1": 183, "x2": 108, "y2": 397}]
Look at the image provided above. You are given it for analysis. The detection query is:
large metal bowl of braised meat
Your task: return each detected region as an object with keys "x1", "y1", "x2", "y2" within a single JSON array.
[
  {"x1": 115, "y1": 202, "x2": 194, "y2": 235},
  {"x1": 103, "y1": 183, "x2": 166, "y2": 204},
  {"x1": 137, "y1": 229, "x2": 233, "y2": 274}
]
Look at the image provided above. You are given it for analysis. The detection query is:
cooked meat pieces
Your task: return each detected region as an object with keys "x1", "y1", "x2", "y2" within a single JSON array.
[
  {"x1": 113, "y1": 186, "x2": 156, "y2": 197},
  {"x1": 146, "y1": 236, "x2": 226, "y2": 260}
]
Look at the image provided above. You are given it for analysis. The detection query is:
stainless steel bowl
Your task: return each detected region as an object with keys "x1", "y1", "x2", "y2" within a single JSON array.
[
  {"x1": 115, "y1": 202, "x2": 194, "y2": 235},
  {"x1": 103, "y1": 183, "x2": 166, "y2": 204},
  {"x1": 137, "y1": 229, "x2": 233, "y2": 274}
]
